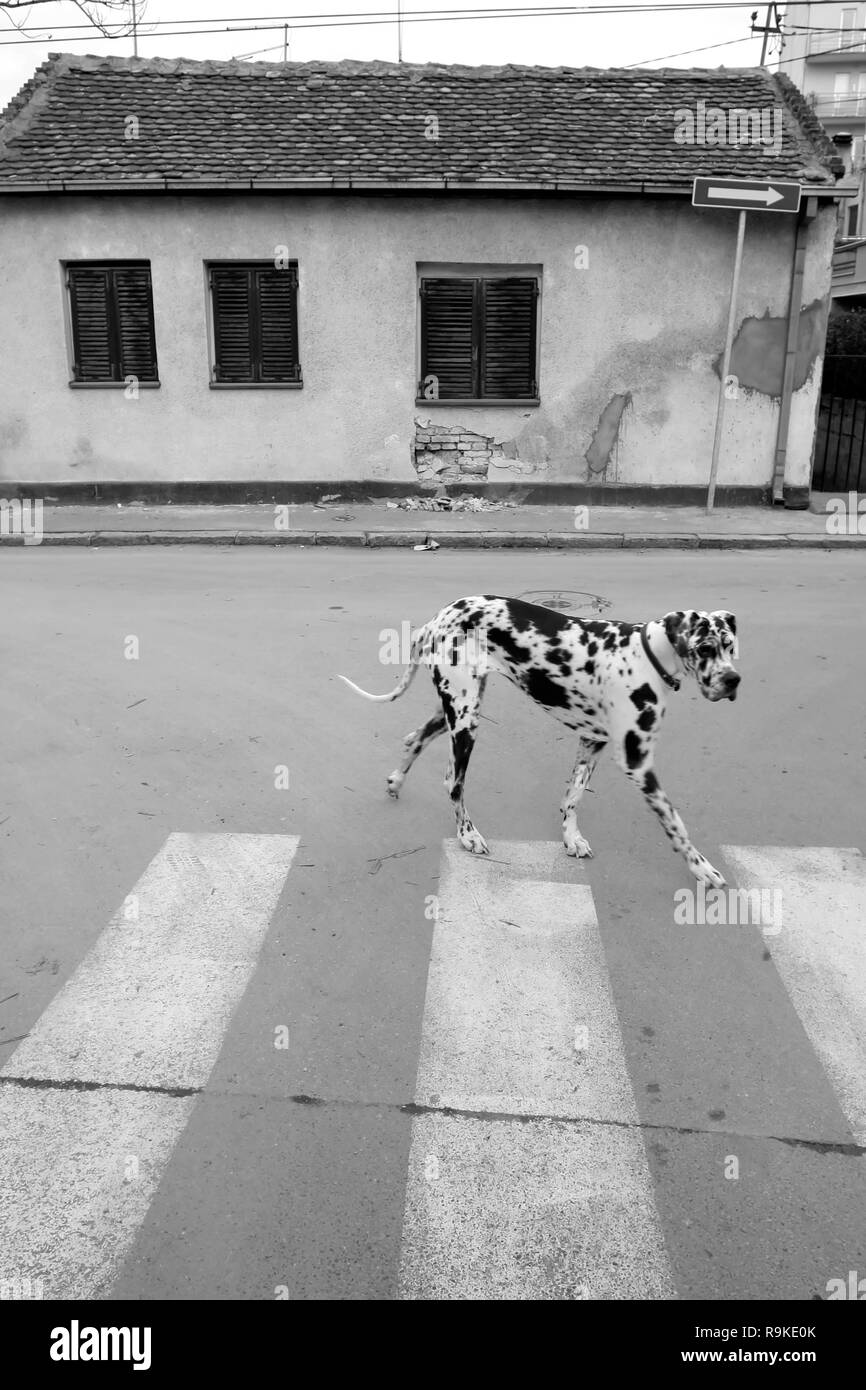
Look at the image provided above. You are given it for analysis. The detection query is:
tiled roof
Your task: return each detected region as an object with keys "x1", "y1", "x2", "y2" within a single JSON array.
[{"x1": 0, "y1": 52, "x2": 844, "y2": 191}]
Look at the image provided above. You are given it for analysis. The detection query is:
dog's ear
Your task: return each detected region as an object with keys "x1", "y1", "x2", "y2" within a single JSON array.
[
  {"x1": 662, "y1": 610, "x2": 690, "y2": 656},
  {"x1": 712, "y1": 610, "x2": 739, "y2": 659}
]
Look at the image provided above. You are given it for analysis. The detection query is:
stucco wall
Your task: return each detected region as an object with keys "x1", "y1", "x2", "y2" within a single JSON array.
[
  {"x1": 0, "y1": 193, "x2": 835, "y2": 490},
  {"x1": 782, "y1": 202, "x2": 837, "y2": 490}
]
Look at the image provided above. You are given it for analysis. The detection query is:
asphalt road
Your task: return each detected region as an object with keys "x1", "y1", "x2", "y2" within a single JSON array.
[{"x1": 1, "y1": 547, "x2": 864, "y2": 1301}]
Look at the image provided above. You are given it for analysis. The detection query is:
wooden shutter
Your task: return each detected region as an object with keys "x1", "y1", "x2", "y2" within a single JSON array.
[
  {"x1": 255, "y1": 267, "x2": 300, "y2": 382},
  {"x1": 212, "y1": 265, "x2": 300, "y2": 383},
  {"x1": 69, "y1": 264, "x2": 157, "y2": 383},
  {"x1": 481, "y1": 278, "x2": 537, "y2": 399},
  {"x1": 212, "y1": 267, "x2": 254, "y2": 383},
  {"x1": 69, "y1": 267, "x2": 113, "y2": 382},
  {"x1": 113, "y1": 265, "x2": 158, "y2": 381},
  {"x1": 420, "y1": 278, "x2": 476, "y2": 399}
]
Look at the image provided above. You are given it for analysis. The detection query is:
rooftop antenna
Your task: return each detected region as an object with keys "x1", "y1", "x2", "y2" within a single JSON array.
[
  {"x1": 131, "y1": 0, "x2": 138, "y2": 56},
  {"x1": 397, "y1": 0, "x2": 403, "y2": 60}
]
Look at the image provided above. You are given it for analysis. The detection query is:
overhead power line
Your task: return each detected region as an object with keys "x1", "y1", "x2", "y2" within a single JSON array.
[
  {"x1": 0, "y1": 8, "x2": 783, "y2": 50},
  {"x1": 0, "y1": 0, "x2": 861, "y2": 35},
  {"x1": 1, "y1": 0, "x2": 862, "y2": 75}
]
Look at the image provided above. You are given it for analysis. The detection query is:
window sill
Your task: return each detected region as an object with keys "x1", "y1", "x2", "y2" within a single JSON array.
[
  {"x1": 209, "y1": 382, "x2": 303, "y2": 390},
  {"x1": 69, "y1": 380, "x2": 161, "y2": 389},
  {"x1": 414, "y1": 397, "x2": 539, "y2": 407}
]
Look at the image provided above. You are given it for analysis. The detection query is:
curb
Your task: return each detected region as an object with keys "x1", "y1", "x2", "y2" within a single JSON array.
[{"x1": 2, "y1": 530, "x2": 864, "y2": 550}]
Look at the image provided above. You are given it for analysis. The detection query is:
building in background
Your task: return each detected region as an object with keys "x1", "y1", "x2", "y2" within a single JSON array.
[
  {"x1": 0, "y1": 54, "x2": 848, "y2": 505},
  {"x1": 783, "y1": 4, "x2": 866, "y2": 269}
]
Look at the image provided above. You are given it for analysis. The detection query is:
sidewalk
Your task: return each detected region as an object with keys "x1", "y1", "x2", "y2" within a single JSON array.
[{"x1": 2, "y1": 498, "x2": 864, "y2": 548}]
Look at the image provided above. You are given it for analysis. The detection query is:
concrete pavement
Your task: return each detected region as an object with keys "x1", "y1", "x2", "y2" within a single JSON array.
[
  {"x1": 3, "y1": 496, "x2": 866, "y2": 548},
  {"x1": 1, "y1": 548, "x2": 865, "y2": 1300}
]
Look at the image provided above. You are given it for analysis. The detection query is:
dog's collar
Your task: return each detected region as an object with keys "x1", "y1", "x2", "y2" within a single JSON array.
[{"x1": 640, "y1": 624, "x2": 681, "y2": 692}]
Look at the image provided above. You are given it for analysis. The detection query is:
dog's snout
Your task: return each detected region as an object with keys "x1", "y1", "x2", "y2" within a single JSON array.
[{"x1": 723, "y1": 671, "x2": 741, "y2": 700}]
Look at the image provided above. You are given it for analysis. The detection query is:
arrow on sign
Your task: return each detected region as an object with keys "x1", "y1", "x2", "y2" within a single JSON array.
[
  {"x1": 692, "y1": 176, "x2": 801, "y2": 215},
  {"x1": 707, "y1": 184, "x2": 784, "y2": 207}
]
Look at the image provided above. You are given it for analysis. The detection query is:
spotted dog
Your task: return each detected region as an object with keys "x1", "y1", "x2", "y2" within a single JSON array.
[{"x1": 338, "y1": 597, "x2": 740, "y2": 887}]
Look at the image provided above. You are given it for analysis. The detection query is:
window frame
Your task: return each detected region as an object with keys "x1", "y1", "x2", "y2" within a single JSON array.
[
  {"x1": 839, "y1": 8, "x2": 861, "y2": 51},
  {"x1": 206, "y1": 260, "x2": 303, "y2": 389},
  {"x1": 416, "y1": 264, "x2": 541, "y2": 407},
  {"x1": 64, "y1": 259, "x2": 160, "y2": 389}
]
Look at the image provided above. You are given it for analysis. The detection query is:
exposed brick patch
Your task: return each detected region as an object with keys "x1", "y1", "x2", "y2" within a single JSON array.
[{"x1": 414, "y1": 421, "x2": 504, "y2": 486}]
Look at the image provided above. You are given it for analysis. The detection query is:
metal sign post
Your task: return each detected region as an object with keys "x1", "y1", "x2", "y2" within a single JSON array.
[
  {"x1": 693, "y1": 177, "x2": 802, "y2": 511},
  {"x1": 706, "y1": 210, "x2": 746, "y2": 512}
]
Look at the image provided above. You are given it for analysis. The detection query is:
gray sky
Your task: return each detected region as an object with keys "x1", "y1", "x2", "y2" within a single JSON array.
[{"x1": 0, "y1": 1, "x2": 785, "y2": 108}]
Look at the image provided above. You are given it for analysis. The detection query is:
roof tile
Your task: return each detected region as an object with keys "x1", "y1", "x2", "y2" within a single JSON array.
[{"x1": 0, "y1": 52, "x2": 844, "y2": 190}]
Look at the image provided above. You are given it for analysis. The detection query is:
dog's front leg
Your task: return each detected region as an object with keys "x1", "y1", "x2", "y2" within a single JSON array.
[
  {"x1": 561, "y1": 738, "x2": 606, "y2": 858},
  {"x1": 613, "y1": 730, "x2": 725, "y2": 887}
]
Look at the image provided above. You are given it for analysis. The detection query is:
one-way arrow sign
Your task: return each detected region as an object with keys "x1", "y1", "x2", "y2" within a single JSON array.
[{"x1": 692, "y1": 176, "x2": 801, "y2": 214}]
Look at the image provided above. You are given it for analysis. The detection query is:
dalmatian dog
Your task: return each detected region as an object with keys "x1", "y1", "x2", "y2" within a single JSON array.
[{"x1": 338, "y1": 597, "x2": 740, "y2": 887}]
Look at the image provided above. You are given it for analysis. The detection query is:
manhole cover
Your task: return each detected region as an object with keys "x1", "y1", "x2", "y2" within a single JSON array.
[{"x1": 517, "y1": 589, "x2": 612, "y2": 615}]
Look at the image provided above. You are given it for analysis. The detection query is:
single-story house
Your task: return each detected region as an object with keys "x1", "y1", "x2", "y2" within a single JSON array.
[{"x1": 0, "y1": 53, "x2": 851, "y2": 505}]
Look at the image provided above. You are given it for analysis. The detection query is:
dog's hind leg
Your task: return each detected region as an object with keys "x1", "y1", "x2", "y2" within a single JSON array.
[
  {"x1": 436, "y1": 671, "x2": 488, "y2": 855},
  {"x1": 387, "y1": 711, "x2": 447, "y2": 799},
  {"x1": 561, "y1": 737, "x2": 606, "y2": 858}
]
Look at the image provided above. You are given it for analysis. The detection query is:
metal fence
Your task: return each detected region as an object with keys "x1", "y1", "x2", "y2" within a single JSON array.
[{"x1": 812, "y1": 355, "x2": 866, "y2": 491}]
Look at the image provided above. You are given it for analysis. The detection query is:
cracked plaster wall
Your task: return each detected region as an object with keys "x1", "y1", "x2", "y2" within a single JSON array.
[{"x1": 0, "y1": 194, "x2": 836, "y2": 491}]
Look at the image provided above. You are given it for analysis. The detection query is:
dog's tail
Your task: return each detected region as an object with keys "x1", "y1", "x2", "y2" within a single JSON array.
[{"x1": 337, "y1": 627, "x2": 426, "y2": 704}]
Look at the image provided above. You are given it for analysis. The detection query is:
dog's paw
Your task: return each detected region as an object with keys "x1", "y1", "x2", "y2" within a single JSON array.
[
  {"x1": 563, "y1": 831, "x2": 593, "y2": 859},
  {"x1": 386, "y1": 772, "x2": 403, "y2": 799},
  {"x1": 459, "y1": 823, "x2": 489, "y2": 856},
  {"x1": 691, "y1": 857, "x2": 726, "y2": 889}
]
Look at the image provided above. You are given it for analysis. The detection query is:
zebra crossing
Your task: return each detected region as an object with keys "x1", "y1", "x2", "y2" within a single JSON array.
[
  {"x1": 397, "y1": 842, "x2": 675, "y2": 1300},
  {"x1": 722, "y1": 845, "x2": 866, "y2": 1147},
  {"x1": 0, "y1": 833, "x2": 299, "y2": 1301},
  {"x1": 0, "y1": 833, "x2": 864, "y2": 1300}
]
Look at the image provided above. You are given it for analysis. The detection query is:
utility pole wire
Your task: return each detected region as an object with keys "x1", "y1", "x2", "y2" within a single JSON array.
[
  {"x1": 0, "y1": 0, "x2": 861, "y2": 72},
  {"x1": 0, "y1": 1, "x2": 863, "y2": 16}
]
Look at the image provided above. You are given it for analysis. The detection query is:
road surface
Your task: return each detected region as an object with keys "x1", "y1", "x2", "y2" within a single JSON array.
[{"x1": 0, "y1": 546, "x2": 864, "y2": 1301}]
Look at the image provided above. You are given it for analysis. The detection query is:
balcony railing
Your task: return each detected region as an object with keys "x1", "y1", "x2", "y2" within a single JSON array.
[
  {"x1": 808, "y1": 31, "x2": 866, "y2": 57},
  {"x1": 807, "y1": 90, "x2": 866, "y2": 117}
]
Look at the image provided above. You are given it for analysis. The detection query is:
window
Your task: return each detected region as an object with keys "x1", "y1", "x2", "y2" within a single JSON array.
[
  {"x1": 834, "y1": 70, "x2": 866, "y2": 115},
  {"x1": 839, "y1": 7, "x2": 863, "y2": 51},
  {"x1": 419, "y1": 274, "x2": 539, "y2": 403},
  {"x1": 209, "y1": 262, "x2": 301, "y2": 386},
  {"x1": 66, "y1": 262, "x2": 158, "y2": 385}
]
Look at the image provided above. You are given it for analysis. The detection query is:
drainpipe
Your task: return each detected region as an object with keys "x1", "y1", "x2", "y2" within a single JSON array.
[{"x1": 771, "y1": 196, "x2": 816, "y2": 506}]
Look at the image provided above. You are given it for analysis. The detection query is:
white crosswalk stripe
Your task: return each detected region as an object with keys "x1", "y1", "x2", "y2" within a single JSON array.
[
  {"x1": 398, "y1": 841, "x2": 676, "y2": 1300},
  {"x1": 722, "y1": 845, "x2": 866, "y2": 1145},
  {"x1": 0, "y1": 832, "x2": 298, "y2": 1300}
]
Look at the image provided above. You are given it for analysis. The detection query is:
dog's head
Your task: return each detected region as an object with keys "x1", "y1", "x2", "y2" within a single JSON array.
[{"x1": 662, "y1": 609, "x2": 740, "y2": 702}]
